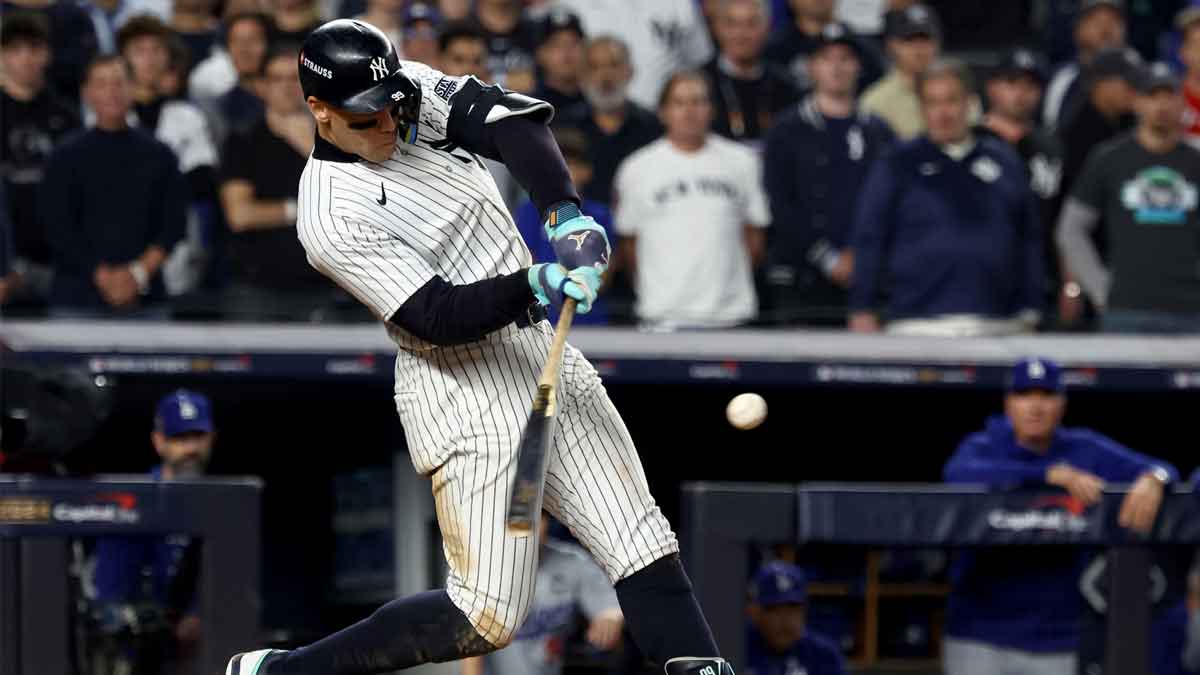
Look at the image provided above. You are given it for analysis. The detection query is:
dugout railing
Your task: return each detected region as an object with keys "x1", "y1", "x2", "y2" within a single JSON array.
[
  {"x1": 0, "y1": 477, "x2": 262, "y2": 675},
  {"x1": 681, "y1": 482, "x2": 1200, "y2": 674}
]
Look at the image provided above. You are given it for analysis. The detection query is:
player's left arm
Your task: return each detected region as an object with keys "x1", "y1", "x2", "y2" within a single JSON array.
[{"x1": 443, "y1": 78, "x2": 610, "y2": 278}]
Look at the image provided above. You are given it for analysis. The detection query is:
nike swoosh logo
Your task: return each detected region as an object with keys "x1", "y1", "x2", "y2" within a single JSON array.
[{"x1": 377, "y1": 183, "x2": 387, "y2": 205}]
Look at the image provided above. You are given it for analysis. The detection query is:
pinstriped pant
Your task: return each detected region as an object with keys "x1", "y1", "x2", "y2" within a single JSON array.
[{"x1": 393, "y1": 321, "x2": 678, "y2": 647}]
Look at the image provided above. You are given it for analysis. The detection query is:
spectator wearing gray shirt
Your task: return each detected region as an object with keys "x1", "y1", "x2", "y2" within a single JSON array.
[
  {"x1": 461, "y1": 515, "x2": 624, "y2": 675},
  {"x1": 1057, "y1": 63, "x2": 1200, "y2": 333}
]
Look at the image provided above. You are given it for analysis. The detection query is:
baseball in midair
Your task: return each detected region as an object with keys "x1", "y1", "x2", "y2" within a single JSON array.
[{"x1": 726, "y1": 393, "x2": 767, "y2": 430}]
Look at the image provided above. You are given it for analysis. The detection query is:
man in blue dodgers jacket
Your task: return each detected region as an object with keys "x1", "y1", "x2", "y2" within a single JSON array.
[
  {"x1": 942, "y1": 357, "x2": 1178, "y2": 675},
  {"x1": 848, "y1": 58, "x2": 1046, "y2": 337}
]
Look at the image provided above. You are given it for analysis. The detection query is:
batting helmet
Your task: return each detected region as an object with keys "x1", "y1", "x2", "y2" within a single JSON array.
[{"x1": 299, "y1": 19, "x2": 421, "y2": 121}]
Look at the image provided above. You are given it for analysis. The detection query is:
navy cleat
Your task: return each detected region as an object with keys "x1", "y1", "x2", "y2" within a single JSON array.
[
  {"x1": 665, "y1": 656, "x2": 736, "y2": 675},
  {"x1": 226, "y1": 649, "x2": 287, "y2": 675}
]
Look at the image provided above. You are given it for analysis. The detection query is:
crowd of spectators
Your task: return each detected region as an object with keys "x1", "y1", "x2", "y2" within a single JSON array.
[{"x1": 5, "y1": 0, "x2": 1200, "y2": 333}]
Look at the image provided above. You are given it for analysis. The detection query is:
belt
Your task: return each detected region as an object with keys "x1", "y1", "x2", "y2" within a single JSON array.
[{"x1": 514, "y1": 302, "x2": 547, "y2": 329}]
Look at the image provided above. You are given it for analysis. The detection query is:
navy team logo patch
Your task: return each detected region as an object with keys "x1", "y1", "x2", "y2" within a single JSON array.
[{"x1": 434, "y1": 77, "x2": 458, "y2": 101}]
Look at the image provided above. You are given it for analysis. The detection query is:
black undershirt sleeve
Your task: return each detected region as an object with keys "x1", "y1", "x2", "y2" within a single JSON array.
[
  {"x1": 487, "y1": 116, "x2": 580, "y2": 218},
  {"x1": 387, "y1": 270, "x2": 535, "y2": 346}
]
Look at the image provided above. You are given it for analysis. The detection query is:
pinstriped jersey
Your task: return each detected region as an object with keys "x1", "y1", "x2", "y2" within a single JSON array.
[{"x1": 295, "y1": 61, "x2": 533, "y2": 349}]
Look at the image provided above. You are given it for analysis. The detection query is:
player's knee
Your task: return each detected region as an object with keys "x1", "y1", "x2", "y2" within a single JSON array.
[{"x1": 449, "y1": 585, "x2": 534, "y2": 649}]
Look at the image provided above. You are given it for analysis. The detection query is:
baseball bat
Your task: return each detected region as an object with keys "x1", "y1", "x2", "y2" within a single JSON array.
[{"x1": 506, "y1": 298, "x2": 577, "y2": 534}]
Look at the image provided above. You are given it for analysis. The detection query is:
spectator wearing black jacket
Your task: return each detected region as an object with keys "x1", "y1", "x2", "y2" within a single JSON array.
[
  {"x1": 532, "y1": 8, "x2": 587, "y2": 116},
  {"x1": 978, "y1": 48, "x2": 1066, "y2": 322},
  {"x1": 0, "y1": 13, "x2": 80, "y2": 312},
  {"x1": 761, "y1": 23, "x2": 892, "y2": 324},
  {"x1": 40, "y1": 56, "x2": 186, "y2": 317},
  {"x1": 703, "y1": 0, "x2": 801, "y2": 145}
]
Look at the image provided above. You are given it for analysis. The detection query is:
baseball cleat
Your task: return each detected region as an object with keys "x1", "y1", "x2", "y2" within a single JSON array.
[
  {"x1": 664, "y1": 656, "x2": 736, "y2": 675},
  {"x1": 226, "y1": 649, "x2": 286, "y2": 675}
]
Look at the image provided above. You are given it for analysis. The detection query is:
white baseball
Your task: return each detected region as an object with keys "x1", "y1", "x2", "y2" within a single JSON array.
[{"x1": 726, "y1": 393, "x2": 767, "y2": 430}]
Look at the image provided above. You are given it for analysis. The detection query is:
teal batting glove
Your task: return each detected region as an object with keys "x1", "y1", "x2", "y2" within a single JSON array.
[
  {"x1": 544, "y1": 202, "x2": 610, "y2": 275},
  {"x1": 528, "y1": 263, "x2": 597, "y2": 313}
]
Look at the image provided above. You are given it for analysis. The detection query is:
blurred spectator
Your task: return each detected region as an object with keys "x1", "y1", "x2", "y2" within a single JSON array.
[
  {"x1": 401, "y1": 2, "x2": 441, "y2": 65},
  {"x1": 849, "y1": 59, "x2": 1045, "y2": 336},
  {"x1": 81, "y1": 0, "x2": 173, "y2": 56},
  {"x1": 189, "y1": 12, "x2": 271, "y2": 145},
  {"x1": 354, "y1": 0, "x2": 406, "y2": 53},
  {"x1": 1053, "y1": 46, "x2": 1140, "y2": 326},
  {"x1": 1057, "y1": 63, "x2": 1200, "y2": 334},
  {"x1": 515, "y1": 127, "x2": 616, "y2": 325},
  {"x1": 460, "y1": 514, "x2": 624, "y2": 675},
  {"x1": 2, "y1": 0, "x2": 100, "y2": 105},
  {"x1": 761, "y1": 23, "x2": 893, "y2": 325},
  {"x1": 614, "y1": 71, "x2": 769, "y2": 329},
  {"x1": 118, "y1": 16, "x2": 219, "y2": 297},
  {"x1": 978, "y1": 48, "x2": 1065, "y2": 321},
  {"x1": 271, "y1": 0, "x2": 321, "y2": 44},
  {"x1": 218, "y1": 46, "x2": 339, "y2": 321},
  {"x1": 745, "y1": 561, "x2": 846, "y2": 675},
  {"x1": 0, "y1": 13, "x2": 80, "y2": 313},
  {"x1": 118, "y1": 16, "x2": 219, "y2": 185},
  {"x1": 555, "y1": 0, "x2": 714, "y2": 109},
  {"x1": 171, "y1": 0, "x2": 219, "y2": 72},
  {"x1": 566, "y1": 36, "x2": 662, "y2": 207},
  {"x1": 437, "y1": 21, "x2": 522, "y2": 213},
  {"x1": 473, "y1": 0, "x2": 536, "y2": 92},
  {"x1": 39, "y1": 55, "x2": 186, "y2": 318},
  {"x1": 1178, "y1": 7, "x2": 1200, "y2": 149},
  {"x1": 438, "y1": 0, "x2": 470, "y2": 21},
  {"x1": 860, "y1": 4, "x2": 940, "y2": 140},
  {"x1": 703, "y1": 0, "x2": 801, "y2": 144},
  {"x1": 942, "y1": 357, "x2": 1177, "y2": 675},
  {"x1": 764, "y1": 0, "x2": 884, "y2": 92},
  {"x1": 1043, "y1": 0, "x2": 1126, "y2": 129},
  {"x1": 438, "y1": 20, "x2": 488, "y2": 80},
  {"x1": 90, "y1": 389, "x2": 213, "y2": 673},
  {"x1": 532, "y1": 8, "x2": 587, "y2": 115}
]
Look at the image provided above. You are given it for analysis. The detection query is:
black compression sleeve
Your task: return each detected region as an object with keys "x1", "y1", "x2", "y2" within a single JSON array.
[
  {"x1": 488, "y1": 116, "x2": 580, "y2": 218},
  {"x1": 388, "y1": 270, "x2": 535, "y2": 346}
]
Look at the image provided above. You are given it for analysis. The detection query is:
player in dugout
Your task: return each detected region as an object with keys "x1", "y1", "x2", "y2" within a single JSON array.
[{"x1": 941, "y1": 356, "x2": 1178, "y2": 675}]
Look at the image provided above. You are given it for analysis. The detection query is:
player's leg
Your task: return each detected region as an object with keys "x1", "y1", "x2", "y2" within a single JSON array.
[
  {"x1": 540, "y1": 343, "x2": 732, "y2": 674},
  {"x1": 229, "y1": 347, "x2": 545, "y2": 675}
]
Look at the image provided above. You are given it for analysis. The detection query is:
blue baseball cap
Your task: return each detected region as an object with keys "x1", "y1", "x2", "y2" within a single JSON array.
[
  {"x1": 403, "y1": 2, "x2": 441, "y2": 27},
  {"x1": 1007, "y1": 357, "x2": 1064, "y2": 393},
  {"x1": 749, "y1": 561, "x2": 807, "y2": 606},
  {"x1": 155, "y1": 389, "x2": 214, "y2": 436}
]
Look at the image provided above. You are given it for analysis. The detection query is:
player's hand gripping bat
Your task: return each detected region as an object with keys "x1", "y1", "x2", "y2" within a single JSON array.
[{"x1": 506, "y1": 298, "x2": 577, "y2": 534}]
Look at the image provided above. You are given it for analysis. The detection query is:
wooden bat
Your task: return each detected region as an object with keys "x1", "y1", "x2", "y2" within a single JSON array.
[{"x1": 506, "y1": 298, "x2": 577, "y2": 534}]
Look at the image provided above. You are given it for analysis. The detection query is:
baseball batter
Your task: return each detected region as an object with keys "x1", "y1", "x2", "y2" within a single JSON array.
[{"x1": 226, "y1": 19, "x2": 734, "y2": 675}]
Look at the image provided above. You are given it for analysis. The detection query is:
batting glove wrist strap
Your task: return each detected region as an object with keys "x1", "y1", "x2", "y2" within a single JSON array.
[
  {"x1": 528, "y1": 263, "x2": 597, "y2": 314},
  {"x1": 543, "y1": 202, "x2": 610, "y2": 274}
]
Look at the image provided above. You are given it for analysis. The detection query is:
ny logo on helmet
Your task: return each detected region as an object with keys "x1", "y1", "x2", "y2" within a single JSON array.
[{"x1": 369, "y1": 57, "x2": 389, "y2": 81}]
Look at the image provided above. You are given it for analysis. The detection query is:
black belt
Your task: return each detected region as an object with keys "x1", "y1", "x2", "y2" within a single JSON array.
[{"x1": 514, "y1": 302, "x2": 547, "y2": 328}]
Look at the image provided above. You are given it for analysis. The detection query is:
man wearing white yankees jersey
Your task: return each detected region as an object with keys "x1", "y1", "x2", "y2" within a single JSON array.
[{"x1": 225, "y1": 18, "x2": 735, "y2": 675}]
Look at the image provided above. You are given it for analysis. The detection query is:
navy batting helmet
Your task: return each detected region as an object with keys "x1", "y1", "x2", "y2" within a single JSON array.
[{"x1": 299, "y1": 19, "x2": 421, "y2": 122}]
